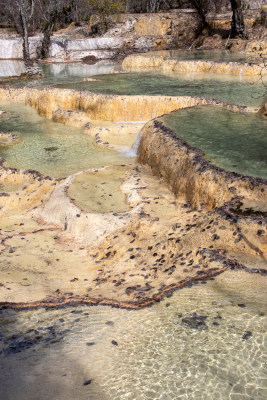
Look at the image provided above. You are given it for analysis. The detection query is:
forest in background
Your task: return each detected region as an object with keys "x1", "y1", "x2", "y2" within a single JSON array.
[{"x1": 0, "y1": 1, "x2": 265, "y2": 64}]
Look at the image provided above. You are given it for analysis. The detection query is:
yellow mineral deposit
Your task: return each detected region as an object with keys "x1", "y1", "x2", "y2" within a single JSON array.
[
  {"x1": 122, "y1": 55, "x2": 266, "y2": 76},
  {"x1": 0, "y1": 69, "x2": 266, "y2": 310}
]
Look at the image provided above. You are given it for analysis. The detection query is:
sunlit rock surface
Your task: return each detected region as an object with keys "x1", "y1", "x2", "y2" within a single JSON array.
[
  {"x1": 122, "y1": 55, "x2": 266, "y2": 76},
  {"x1": 0, "y1": 37, "x2": 125, "y2": 62},
  {"x1": 0, "y1": 84, "x2": 266, "y2": 309},
  {"x1": 22, "y1": 88, "x2": 212, "y2": 121},
  {"x1": 0, "y1": 160, "x2": 266, "y2": 307},
  {"x1": 0, "y1": 86, "x2": 257, "y2": 124},
  {"x1": 0, "y1": 99, "x2": 265, "y2": 310}
]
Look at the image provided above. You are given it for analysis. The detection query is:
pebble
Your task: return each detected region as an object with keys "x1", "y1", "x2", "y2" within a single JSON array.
[{"x1": 242, "y1": 331, "x2": 252, "y2": 340}]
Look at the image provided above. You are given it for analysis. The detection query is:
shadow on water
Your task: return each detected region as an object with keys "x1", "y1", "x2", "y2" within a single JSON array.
[
  {"x1": 0, "y1": 308, "x2": 109, "y2": 400},
  {"x1": 0, "y1": 274, "x2": 266, "y2": 400}
]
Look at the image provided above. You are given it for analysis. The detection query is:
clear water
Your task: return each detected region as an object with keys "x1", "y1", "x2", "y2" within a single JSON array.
[
  {"x1": 1, "y1": 60, "x2": 117, "y2": 85},
  {"x1": 0, "y1": 272, "x2": 266, "y2": 400},
  {"x1": 0, "y1": 103, "x2": 130, "y2": 178},
  {"x1": 164, "y1": 105, "x2": 267, "y2": 179},
  {"x1": 67, "y1": 166, "x2": 131, "y2": 213},
  {"x1": 145, "y1": 49, "x2": 262, "y2": 63},
  {"x1": 1, "y1": 57, "x2": 267, "y2": 400},
  {"x1": 56, "y1": 72, "x2": 267, "y2": 108}
]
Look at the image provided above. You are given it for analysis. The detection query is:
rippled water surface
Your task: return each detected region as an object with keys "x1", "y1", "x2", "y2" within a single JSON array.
[
  {"x1": 0, "y1": 272, "x2": 266, "y2": 400},
  {"x1": 164, "y1": 105, "x2": 267, "y2": 179},
  {"x1": 0, "y1": 103, "x2": 129, "y2": 177}
]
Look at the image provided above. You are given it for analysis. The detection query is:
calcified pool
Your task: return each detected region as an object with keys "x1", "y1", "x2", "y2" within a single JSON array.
[
  {"x1": 67, "y1": 166, "x2": 131, "y2": 213},
  {"x1": 0, "y1": 55, "x2": 266, "y2": 400},
  {"x1": 0, "y1": 272, "x2": 266, "y2": 400},
  {"x1": 144, "y1": 49, "x2": 262, "y2": 63},
  {"x1": 163, "y1": 105, "x2": 267, "y2": 179},
  {"x1": 0, "y1": 59, "x2": 117, "y2": 81},
  {"x1": 55, "y1": 71, "x2": 266, "y2": 108},
  {"x1": 0, "y1": 102, "x2": 130, "y2": 178}
]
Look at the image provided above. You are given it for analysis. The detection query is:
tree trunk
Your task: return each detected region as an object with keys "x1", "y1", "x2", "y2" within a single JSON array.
[
  {"x1": 38, "y1": 22, "x2": 54, "y2": 59},
  {"x1": 147, "y1": 0, "x2": 161, "y2": 12},
  {"x1": 21, "y1": 11, "x2": 31, "y2": 64},
  {"x1": 189, "y1": 1, "x2": 210, "y2": 34},
  {"x1": 15, "y1": 0, "x2": 31, "y2": 65},
  {"x1": 230, "y1": 0, "x2": 245, "y2": 38}
]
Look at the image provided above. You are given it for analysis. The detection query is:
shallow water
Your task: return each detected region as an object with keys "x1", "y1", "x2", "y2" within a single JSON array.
[
  {"x1": 0, "y1": 181, "x2": 24, "y2": 193},
  {"x1": 145, "y1": 49, "x2": 262, "y2": 63},
  {"x1": 0, "y1": 56, "x2": 266, "y2": 400},
  {"x1": 0, "y1": 272, "x2": 266, "y2": 400},
  {"x1": 164, "y1": 105, "x2": 267, "y2": 179},
  {"x1": 57, "y1": 72, "x2": 266, "y2": 108},
  {"x1": 1, "y1": 58, "x2": 266, "y2": 108},
  {"x1": 67, "y1": 166, "x2": 131, "y2": 213},
  {"x1": 0, "y1": 103, "x2": 130, "y2": 178},
  {"x1": 2, "y1": 60, "x2": 117, "y2": 85}
]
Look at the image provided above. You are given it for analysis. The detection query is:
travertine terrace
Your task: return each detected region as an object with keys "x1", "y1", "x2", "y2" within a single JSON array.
[
  {"x1": 122, "y1": 55, "x2": 266, "y2": 76},
  {"x1": 0, "y1": 79, "x2": 266, "y2": 310}
]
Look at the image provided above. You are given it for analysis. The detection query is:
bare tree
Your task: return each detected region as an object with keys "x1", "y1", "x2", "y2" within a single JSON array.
[
  {"x1": 126, "y1": 0, "x2": 165, "y2": 13},
  {"x1": 2, "y1": 0, "x2": 35, "y2": 65},
  {"x1": 16, "y1": 0, "x2": 35, "y2": 63},
  {"x1": 188, "y1": 0, "x2": 213, "y2": 34},
  {"x1": 36, "y1": 0, "x2": 67, "y2": 59}
]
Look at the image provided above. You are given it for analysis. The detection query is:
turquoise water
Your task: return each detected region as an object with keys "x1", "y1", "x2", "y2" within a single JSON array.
[
  {"x1": 164, "y1": 105, "x2": 267, "y2": 179},
  {"x1": 145, "y1": 49, "x2": 262, "y2": 63},
  {"x1": 2, "y1": 59, "x2": 266, "y2": 108},
  {"x1": 0, "y1": 103, "x2": 129, "y2": 178},
  {"x1": 55, "y1": 72, "x2": 266, "y2": 108}
]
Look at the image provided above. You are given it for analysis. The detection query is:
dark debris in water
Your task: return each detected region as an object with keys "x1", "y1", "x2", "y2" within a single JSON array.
[
  {"x1": 44, "y1": 146, "x2": 59, "y2": 152},
  {"x1": 0, "y1": 325, "x2": 67, "y2": 356},
  {"x1": 105, "y1": 321, "x2": 114, "y2": 326},
  {"x1": 242, "y1": 331, "x2": 252, "y2": 340},
  {"x1": 181, "y1": 313, "x2": 208, "y2": 330}
]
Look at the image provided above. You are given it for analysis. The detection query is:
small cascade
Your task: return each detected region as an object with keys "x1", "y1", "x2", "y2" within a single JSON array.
[
  {"x1": 118, "y1": 129, "x2": 142, "y2": 157},
  {"x1": 131, "y1": 129, "x2": 142, "y2": 153}
]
